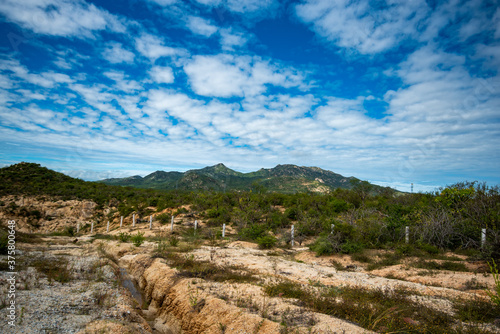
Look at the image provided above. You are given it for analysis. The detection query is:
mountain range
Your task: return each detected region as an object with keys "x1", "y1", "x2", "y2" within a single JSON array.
[{"x1": 100, "y1": 163, "x2": 390, "y2": 194}]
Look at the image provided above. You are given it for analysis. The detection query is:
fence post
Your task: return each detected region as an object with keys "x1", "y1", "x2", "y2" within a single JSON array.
[
  {"x1": 76, "y1": 223, "x2": 80, "y2": 234},
  {"x1": 171, "y1": 215, "x2": 174, "y2": 232},
  {"x1": 194, "y1": 220, "x2": 198, "y2": 234},
  {"x1": 481, "y1": 228, "x2": 486, "y2": 248},
  {"x1": 133, "y1": 214, "x2": 136, "y2": 227},
  {"x1": 120, "y1": 216, "x2": 123, "y2": 228},
  {"x1": 222, "y1": 224, "x2": 226, "y2": 238},
  {"x1": 149, "y1": 215, "x2": 152, "y2": 230},
  {"x1": 405, "y1": 226, "x2": 409, "y2": 244},
  {"x1": 291, "y1": 225, "x2": 295, "y2": 247},
  {"x1": 107, "y1": 221, "x2": 110, "y2": 233},
  {"x1": 91, "y1": 222, "x2": 94, "y2": 234}
]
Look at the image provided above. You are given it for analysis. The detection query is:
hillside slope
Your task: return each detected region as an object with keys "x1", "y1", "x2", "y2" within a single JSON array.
[{"x1": 101, "y1": 163, "x2": 387, "y2": 194}]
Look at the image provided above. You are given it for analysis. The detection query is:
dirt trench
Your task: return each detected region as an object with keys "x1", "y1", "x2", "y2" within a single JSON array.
[{"x1": 118, "y1": 253, "x2": 281, "y2": 334}]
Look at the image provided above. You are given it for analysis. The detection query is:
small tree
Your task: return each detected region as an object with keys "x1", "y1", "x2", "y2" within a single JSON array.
[{"x1": 131, "y1": 232, "x2": 145, "y2": 247}]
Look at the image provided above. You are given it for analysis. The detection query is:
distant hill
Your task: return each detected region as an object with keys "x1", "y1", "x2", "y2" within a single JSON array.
[{"x1": 100, "y1": 163, "x2": 390, "y2": 194}]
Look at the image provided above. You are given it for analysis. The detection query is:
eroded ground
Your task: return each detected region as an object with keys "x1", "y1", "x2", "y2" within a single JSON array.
[{"x1": 1, "y1": 228, "x2": 499, "y2": 334}]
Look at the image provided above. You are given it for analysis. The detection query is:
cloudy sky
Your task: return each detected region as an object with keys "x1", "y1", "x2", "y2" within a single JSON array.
[{"x1": 0, "y1": 0, "x2": 499, "y2": 192}]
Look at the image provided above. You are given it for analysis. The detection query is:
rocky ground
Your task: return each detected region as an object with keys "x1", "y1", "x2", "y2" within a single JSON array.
[
  {"x1": 1, "y1": 228, "x2": 499, "y2": 334},
  {"x1": 1, "y1": 196, "x2": 499, "y2": 333}
]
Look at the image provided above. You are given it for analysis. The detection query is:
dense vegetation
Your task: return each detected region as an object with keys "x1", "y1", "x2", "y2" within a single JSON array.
[
  {"x1": 100, "y1": 162, "x2": 392, "y2": 194},
  {"x1": 1, "y1": 162, "x2": 499, "y2": 259}
]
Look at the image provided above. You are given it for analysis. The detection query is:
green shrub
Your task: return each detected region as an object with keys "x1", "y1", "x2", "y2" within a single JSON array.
[
  {"x1": 240, "y1": 223, "x2": 267, "y2": 241},
  {"x1": 309, "y1": 235, "x2": 335, "y2": 256},
  {"x1": 118, "y1": 232, "x2": 130, "y2": 242},
  {"x1": 417, "y1": 242, "x2": 440, "y2": 255},
  {"x1": 174, "y1": 207, "x2": 189, "y2": 215},
  {"x1": 168, "y1": 235, "x2": 179, "y2": 247},
  {"x1": 486, "y1": 259, "x2": 500, "y2": 307},
  {"x1": 256, "y1": 234, "x2": 277, "y2": 249},
  {"x1": 284, "y1": 207, "x2": 299, "y2": 220},
  {"x1": 131, "y1": 232, "x2": 145, "y2": 247},
  {"x1": 340, "y1": 240, "x2": 364, "y2": 254},
  {"x1": 156, "y1": 213, "x2": 171, "y2": 225},
  {"x1": 395, "y1": 244, "x2": 415, "y2": 256}
]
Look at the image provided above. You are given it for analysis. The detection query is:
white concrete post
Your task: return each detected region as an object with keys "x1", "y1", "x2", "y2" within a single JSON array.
[
  {"x1": 91, "y1": 222, "x2": 94, "y2": 234},
  {"x1": 171, "y1": 215, "x2": 174, "y2": 232},
  {"x1": 107, "y1": 221, "x2": 110, "y2": 233},
  {"x1": 133, "y1": 214, "x2": 136, "y2": 227},
  {"x1": 291, "y1": 225, "x2": 295, "y2": 247},
  {"x1": 481, "y1": 228, "x2": 487, "y2": 248},
  {"x1": 405, "y1": 226, "x2": 409, "y2": 244},
  {"x1": 76, "y1": 223, "x2": 80, "y2": 234},
  {"x1": 222, "y1": 224, "x2": 226, "y2": 238},
  {"x1": 194, "y1": 220, "x2": 198, "y2": 233},
  {"x1": 149, "y1": 215, "x2": 152, "y2": 230},
  {"x1": 120, "y1": 216, "x2": 123, "y2": 228},
  {"x1": 331, "y1": 224, "x2": 334, "y2": 234}
]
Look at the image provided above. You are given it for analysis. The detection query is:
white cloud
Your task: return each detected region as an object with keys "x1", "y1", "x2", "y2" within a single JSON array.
[
  {"x1": 103, "y1": 71, "x2": 142, "y2": 93},
  {"x1": 150, "y1": 66, "x2": 175, "y2": 84},
  {"x1": 187, "y1": 16, "x2": 218, "y2": 37},
  {"x1": 220, "y1": 28, "x2": 247, "y2": 50},
  {"x1": 193, "y1": 0, "x2": 222, "y2": 6},
  {"x1": 295, "y1": 0, "x2": 429, "y2": 54},
  {"x1": 475, "y1": 43, "x2": 500, "y2": 70},
  {"x1": 184, "y1": 54, "x2": 305, "y2": 97},
  {"x1": 102, "y1": 42, "x2": 135, "y2": 64},
  {"x1": 135, "y1": 34, "x2": 187, "y2": 61},
  {"x1": 147, "y1": 0, "x2": 178, "y2": 5},
  {"x1": 0, "y1": 58, "x2": 73, "y2": 89},
  {"x1": 0, "y1": 0, "x2": 125, "y2": 39}
]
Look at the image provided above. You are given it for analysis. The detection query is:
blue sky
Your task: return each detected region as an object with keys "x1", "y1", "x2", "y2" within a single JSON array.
[{"x1": 0, "y1": 0, "x2": 499, "y2": 192}]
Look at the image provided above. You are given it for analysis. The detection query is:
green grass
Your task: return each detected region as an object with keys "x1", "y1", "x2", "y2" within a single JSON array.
[
  {"x1": 454, "y1": 297, "x2": 500, "y2": 323},
  {"x1": 410, "y1": 259, "x2": 470, "y2": 272},
  {"x1": 118, "y1": 232, "x2": 130, "y2": 242},
  {"x1": 264, "y1": 279, "x2": 494, "y2": 333},
  {"x1": 366, "y1": 253, "x2": 402, "y2": 271},
  {"x1": 264, "y1": 281, "x2": 310, "y2": 299},
  {"x1": 31, "y1": 257, "x2": 72, "y2": 283},
  {"x1": 157, "y1": 252, "x2": 258, "y2": 283},
  {"x1": 350, "y1": 252, "x2": 374, "y2": 263}
]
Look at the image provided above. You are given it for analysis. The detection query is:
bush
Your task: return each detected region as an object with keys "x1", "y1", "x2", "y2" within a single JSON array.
[
  {"x1": 486, "y1": 259, "x2": 500, "y2": 307},
  {"x1": 169, "y1": 235, "x2": 179, "y2": 247},
  {"x1": 340, "y1": 240, "x2": 364, "y2": 254},
  {"x1": 118, "y1": 232, "x2": 130, "y2": 242},
  {"x1": 309, "y1": 235, "x2": 335, "y2": 256},
  {"x1": 395, "y1": 244, "x2": 415, "y2": 256},
  {"x1": 240, "y1": 223, "x2": 267, "y2": 241},
  {"x1": 156, "y1": 213, "x2": 171, "y2": 225},
  {"x1": 131, "y1": 232, "x2": 145, "y2": 247},
  {"x1": 174, "y1": 207, "x2": 189, "y2": 215},
  {"x1": 417, "y1": 242, "x2": 440, "y2": 255},
  {"x1": 256, "y1": 234, "x2": 277, "y2": 249}
]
